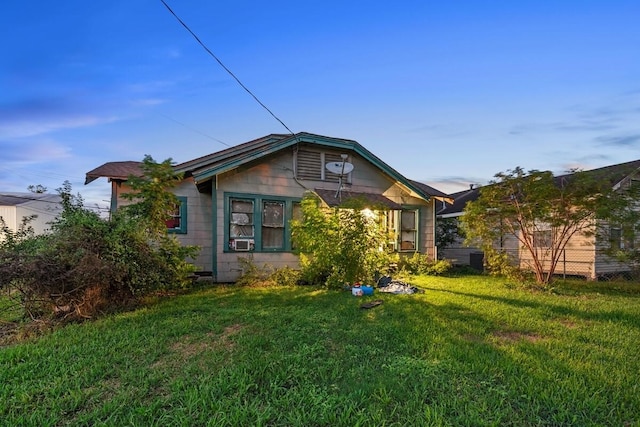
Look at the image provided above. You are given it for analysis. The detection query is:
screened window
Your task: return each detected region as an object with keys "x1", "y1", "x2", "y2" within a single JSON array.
[
  {"x1": 226, "y1": 194, "x2": 300, "y2": 252},
  {"x1": 230, "y1": 199, "x2": 254, "y2": 238},
  {"x1": 262, "y1": 201, "x2": 285, "y2": 249},
  {"x1": 610, "y1": 227, "x2": 622, "y2": 250}
]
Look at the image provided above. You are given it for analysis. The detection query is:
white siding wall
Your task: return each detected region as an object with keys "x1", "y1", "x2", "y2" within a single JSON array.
[
  {"x1": 0, "y1": 206, "x2": 17, "y2": 230},
  {"x1": 0, "y1": 201, "x2": 61, "y2": 236},
  {"x1": 16, "y1": 201, "x2": 61, "y2": 235}
]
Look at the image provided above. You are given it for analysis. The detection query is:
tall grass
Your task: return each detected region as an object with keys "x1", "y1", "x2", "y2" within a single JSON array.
[{"x1": 1, "y1": 275, "x2": 639, "y2": 426}]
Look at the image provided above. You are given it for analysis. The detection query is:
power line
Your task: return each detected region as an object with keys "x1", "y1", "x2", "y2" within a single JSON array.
[
  {"x1": 159, "y1": 0, "x2": 295, "y2": 137},
  {"x1": 158, "y1": 113, "x2": 231, "y2": 147}
]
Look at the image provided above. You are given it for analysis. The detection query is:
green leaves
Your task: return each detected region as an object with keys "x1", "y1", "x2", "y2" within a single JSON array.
[
  {"x1": 121, "y1": 155, "x2": 184, "y2": 236},
  {"x1": 462, "y1": 166, "x2": 633, "y2": 285},
  {"x1": 0, "y1": 157, "x2": 198, "y2": 322},
  {"x1": 291, "y1": 193, "x2": 392, "y2": 288}
]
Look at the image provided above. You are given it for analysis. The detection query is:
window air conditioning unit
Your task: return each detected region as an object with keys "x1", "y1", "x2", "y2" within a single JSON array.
[{"x1": 233, "y1": 239, "x2": 254, "y2": 251}]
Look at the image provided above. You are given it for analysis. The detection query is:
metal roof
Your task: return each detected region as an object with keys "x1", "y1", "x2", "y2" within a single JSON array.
[
  {"x1": 85, "y1": 132, "x2": 449, "y2": 204},
  {"x1": 0, "y1": 192, "x2": 61, "y2": 207}
]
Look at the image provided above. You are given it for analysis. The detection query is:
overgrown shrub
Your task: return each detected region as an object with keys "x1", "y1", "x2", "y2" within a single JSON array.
[
  {"x1": 398, "y1": 253, "x2": 452, "y2": 275},
  {"x1": 0, "y1": 158, "x2": 199, "y2": 323},
  {"x1": 291, "y1": 193, "x2": 394, "y2": 289}
]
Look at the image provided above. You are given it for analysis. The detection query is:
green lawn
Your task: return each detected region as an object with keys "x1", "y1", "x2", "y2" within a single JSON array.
[{"x1": 1, "y1": 275, "x2": 639, "y2": 426}]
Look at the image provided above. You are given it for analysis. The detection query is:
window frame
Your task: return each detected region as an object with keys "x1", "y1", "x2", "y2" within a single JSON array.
[
  {"x1": 167, "y1": 196, "x2": 188, "y2": 234},
  {"x1": 262, "y1": 200, "x2": 286, "y2": 250},
  {"x1": 398, "y1": 207, "x2": 420, "y2": 252},
  {"x1": 224, "y1": 193, "x2": 300, "y2": 253},
  {"x1": 610, "y1": 225, "x2": 635, "y2": 250}
]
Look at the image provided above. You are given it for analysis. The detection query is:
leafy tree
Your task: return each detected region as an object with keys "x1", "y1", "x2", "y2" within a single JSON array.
[
  {"x1": 461, "y1": 167, "x2": 617, "y2": 285},
  {"x1": 121, "y1": 155, "x2": 184, "y2": 236},
  {"x1": 291, "y1": 193, "x2": 392, "y2": 289},
  {"x1": 436, "y1": 217, "x2": 465, "y2": 252},
  {"x1": 27, "y1": 184, "x2": 47, "y2": 194}
]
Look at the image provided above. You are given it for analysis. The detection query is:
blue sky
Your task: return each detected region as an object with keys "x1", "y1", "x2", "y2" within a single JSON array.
[{"x1": 2, "y1": 0, "x2": 639, "y2": 209}]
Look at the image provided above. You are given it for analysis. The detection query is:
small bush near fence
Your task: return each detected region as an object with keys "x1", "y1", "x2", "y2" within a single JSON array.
[{"x1": 442, "y1": 246, "x2": 640, "y2": 282}]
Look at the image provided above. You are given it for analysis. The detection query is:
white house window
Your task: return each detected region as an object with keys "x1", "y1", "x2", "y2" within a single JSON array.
[
  {"x1": 230, "y1": 199, "x2": 254, "y2": 238},
  {"x1": 262, "y1": 201, "x2": 285, "y2": 249},
  {"x1": 400, "y1": 209, "x2": 418, "y2": 251},
  {"x1": 166, "y1": 204, "x2": 181, "y2": 229}
]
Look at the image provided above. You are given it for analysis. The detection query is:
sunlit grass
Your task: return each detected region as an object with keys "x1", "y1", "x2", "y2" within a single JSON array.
[{"x1": 1, "y1": 275, "x2": 639, "y2": 426}]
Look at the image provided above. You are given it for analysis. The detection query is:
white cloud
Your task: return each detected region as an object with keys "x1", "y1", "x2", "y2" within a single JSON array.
[{"x1": 0, "y1": 115, "x2": 120, "y2": 139}]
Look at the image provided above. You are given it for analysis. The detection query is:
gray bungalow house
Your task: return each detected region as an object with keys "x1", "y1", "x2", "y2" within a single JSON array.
[{"x1": 86, "y1": 132, "x2": 450, "y2": 282}]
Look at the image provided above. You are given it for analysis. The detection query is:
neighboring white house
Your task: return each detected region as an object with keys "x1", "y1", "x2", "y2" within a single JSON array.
[
  {"x1": 0, "y1": 193, "x2": 62, "y2": 236},
  {"x1": 437, "y1": 159, "x2": 640, "y2": 279}
]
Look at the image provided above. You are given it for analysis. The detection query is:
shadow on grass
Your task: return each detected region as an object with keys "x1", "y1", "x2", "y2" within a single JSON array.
[{"x1": 421, "y1": 285, "x2": 640, "y2": 329}]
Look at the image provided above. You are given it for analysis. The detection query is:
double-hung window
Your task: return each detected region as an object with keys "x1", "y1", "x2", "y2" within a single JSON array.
[
  {"x1": 230, "y1": 199, "x2": 255, "y2": 239},
  {"x1": 533, "y1": 230, "x2": 552, "y2": 248},
  {"x1": 399, "y1": 209, "x2": 418, "y2": 251},
  {"x1": 166, "y1": 196, "x2": 187, "y2": 234},
  {"x1": 610, "y1": 226, "x2": 634, "y2": 250},
  {"x1": 226, "y1": 194, "x2": 298, "y2": 252}
]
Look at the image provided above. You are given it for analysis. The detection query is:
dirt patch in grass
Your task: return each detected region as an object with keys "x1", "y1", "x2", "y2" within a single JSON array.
[
  {"x1": 0, "y1": 322, "x2": 18, "y2": 346},
  {"x1": 158, "y1": 323, "x2": 245, "y2": 368},
  {"x1": 557, "y1": 318, "x2": 578, "y2": 329},
  {"x1": 491, "y1": 330, "x2": 543, "y2": 344},
  {"x1": 150, "y1": 326, "x2": 243, "y2": 375}
]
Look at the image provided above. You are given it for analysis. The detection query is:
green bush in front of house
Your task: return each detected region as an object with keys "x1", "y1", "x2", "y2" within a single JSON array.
[
  {"x1": 398, "y1": 252, "x2": 452, "y2": 276},
  {"x1": 291, "y1": 193, "x2": 394, "y2": 289}
]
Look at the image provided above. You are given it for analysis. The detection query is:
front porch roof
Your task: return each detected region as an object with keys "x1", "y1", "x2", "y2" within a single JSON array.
[{"x1": 314, "y1": 188, "x2": 403, "y2": 210}]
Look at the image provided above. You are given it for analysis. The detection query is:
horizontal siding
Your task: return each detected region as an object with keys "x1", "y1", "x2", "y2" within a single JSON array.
[
  {"x1": 0, "y1": 207, "x2": 17, "y2": 230},
  {"x1": 172, "y1": 178, "x2": 213, "y2": 272}
]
